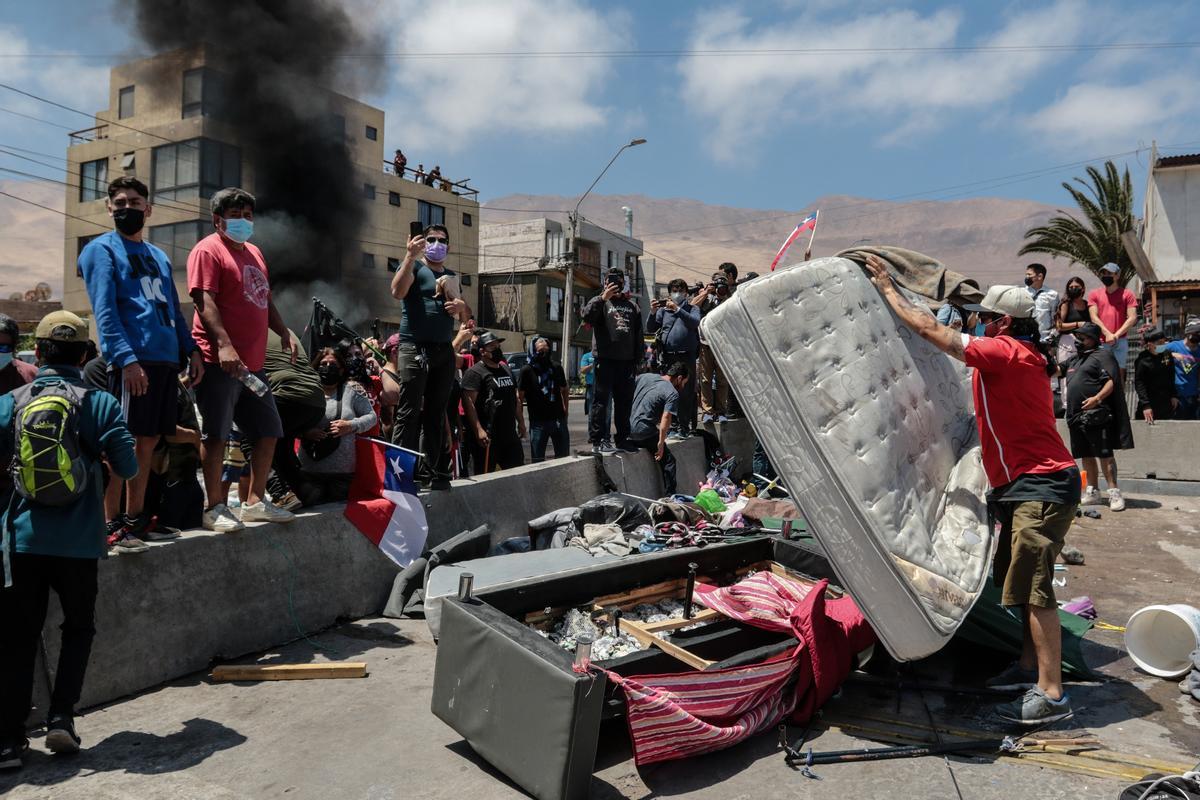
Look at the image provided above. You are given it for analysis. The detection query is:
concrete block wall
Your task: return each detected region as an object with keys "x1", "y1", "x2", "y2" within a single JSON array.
[
  {"x1": 30, "y1": 422, "x2": 759, "y2": 723},
  {"x1": 1055, "y1": 419, "x2": 1200, "y2": 482}
]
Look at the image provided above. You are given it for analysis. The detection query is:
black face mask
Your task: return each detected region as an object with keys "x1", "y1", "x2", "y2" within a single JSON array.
[
  {"x1": 1024, "y1": 276, "x2": 1034, "y2": 286},
  {"x1": 346, "y1": 355, "x2": 367, "y2": 380},
  {"x1": 317, "y1": 364, "x2": 342, "y2": 385},
  {"x1": 113, "y1": 207, "x2": 145, "y2": 236},
  {"x1": 1100, "y1": 275, "x2": 1115, "y2": 286},
  {"x1": 483, "y1": 347, "x2": 501, "y2": 363},
  {"x1": 535, "y1": 350, "x2": 550, "y2": 364},
  {"x1": 1067, "y1": 286, "x2": 1083, "y2": 299}
]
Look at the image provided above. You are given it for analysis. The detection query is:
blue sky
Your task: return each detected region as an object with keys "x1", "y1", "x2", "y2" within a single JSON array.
[{"x1": 2, "y1": 0, "x2": 1200, "y2": 216}]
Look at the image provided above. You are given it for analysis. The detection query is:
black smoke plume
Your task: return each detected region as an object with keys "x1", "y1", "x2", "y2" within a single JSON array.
[{"x1": 128, "y1": 0, "x2": 385, "y2": 329}]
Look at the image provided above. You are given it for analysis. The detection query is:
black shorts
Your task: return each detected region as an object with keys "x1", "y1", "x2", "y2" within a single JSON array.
[
  {"x1": 194, "y1": 362, "x2": 284, "y2": 442},
  {"x1": 108, "y1": 363, "x2": 180, "y2": 437},
  {"x1": 1067, "y1": 422, "x2": 1113, "y2": 459}
]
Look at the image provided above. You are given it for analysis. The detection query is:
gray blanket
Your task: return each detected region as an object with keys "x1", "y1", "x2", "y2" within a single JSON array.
[{"x1": 836, "y1": 245, "x2": 985, "y2": 309}]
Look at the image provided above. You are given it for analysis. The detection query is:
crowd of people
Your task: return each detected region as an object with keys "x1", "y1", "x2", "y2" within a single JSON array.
[{"x1": 391, "y1": 150, "x2": 459, "y2": 194}]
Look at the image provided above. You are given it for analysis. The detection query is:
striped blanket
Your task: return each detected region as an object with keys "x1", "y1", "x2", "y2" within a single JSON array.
[{"x1": 605, "y1": 572, "x2": 875, "y2": 765}]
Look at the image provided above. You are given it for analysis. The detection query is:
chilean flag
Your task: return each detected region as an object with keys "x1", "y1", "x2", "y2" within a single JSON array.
[
  {"x1": 344, "y1": 437, "x2": 429, "y2": 568},
  {"x1": 769, "y1": 212, "x2": 818, "y2": 272}
]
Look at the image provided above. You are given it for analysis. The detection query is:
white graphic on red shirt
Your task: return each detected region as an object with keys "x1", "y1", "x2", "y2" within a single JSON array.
[{"x1": 242, "y1": 263, "x2": 270, "y2": 309}]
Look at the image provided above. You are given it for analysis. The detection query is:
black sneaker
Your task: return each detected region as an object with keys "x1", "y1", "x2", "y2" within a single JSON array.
[
  {"x1": 0, "y1": 737, "x2": 28, "y2": 770},
  {"x1": 591, "y1": 442, "x2": 617, "y2": 456},
  {"x1": 429, "y1": 478, "x2": 452, "y2": 491},
  {"x1": 127, "y1": 514, "x2": 180, "y2": 542},
  {"x1": 45, "y1": 716, "x2": 80, "y2": 754}
]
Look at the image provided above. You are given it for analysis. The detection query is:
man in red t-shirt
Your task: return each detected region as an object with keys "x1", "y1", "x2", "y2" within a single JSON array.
[
  {"x1": 1087, "y1": 262, "x2": 1137, "y2": 385},
  {"x1": 862, "y1": 254, "x2": 1080, "y2": 728},
  {"x1": 188, "y1": 187, "x2": 299, "y2": 533}
]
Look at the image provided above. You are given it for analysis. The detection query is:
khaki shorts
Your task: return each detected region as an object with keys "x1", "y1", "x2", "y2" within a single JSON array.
[{"x1": 993, "y1": 500, "x2": 1077, "y2": 608}]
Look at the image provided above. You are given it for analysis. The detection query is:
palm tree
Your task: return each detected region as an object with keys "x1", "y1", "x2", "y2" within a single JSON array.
[{"x1": 1019, "y1": 161, "x2": 1136, "y2": 286}]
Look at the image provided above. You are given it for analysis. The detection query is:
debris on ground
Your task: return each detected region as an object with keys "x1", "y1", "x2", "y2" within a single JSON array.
[{"x1": 1061, "y1": 546, "x2": 1086, "y2": 565}]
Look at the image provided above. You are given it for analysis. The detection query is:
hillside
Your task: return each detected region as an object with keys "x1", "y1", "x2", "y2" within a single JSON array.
[{"x1": 482, "y1": 192, "x2": 1091, "y2": 291}]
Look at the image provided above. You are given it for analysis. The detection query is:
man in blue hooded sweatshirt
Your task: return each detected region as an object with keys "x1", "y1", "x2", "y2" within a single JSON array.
[{"x1": 79, "y1": 176, "x2": 203, "y2": 552}]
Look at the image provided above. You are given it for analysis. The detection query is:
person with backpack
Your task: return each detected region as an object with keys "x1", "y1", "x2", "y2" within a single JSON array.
[
  {"x1": 0, "y1": 311, "x2": 137, "y2": 769},
  {"x1": 78, "y1": 176, "x2": 203, "y2": 552}
]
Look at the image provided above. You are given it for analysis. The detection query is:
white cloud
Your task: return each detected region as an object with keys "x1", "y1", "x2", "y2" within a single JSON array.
[
  {"x1": 0, "y1": 25, "x2": 109, "y2": 127},
  {"x1": 375, "y1": 0, "x2": 630, "y2": 151},
  {"x1": 677, "y1": 1, "x2": 1089, "y2": 159},
  {"x1": 1027, "y1": 77, "x2": 1199, "y2": 151}
]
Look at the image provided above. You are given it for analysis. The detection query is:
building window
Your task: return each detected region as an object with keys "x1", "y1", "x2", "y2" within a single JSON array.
[
  {"x1": 388, "y1": 191, "x2": 401, "y2": 206},
  {"x1": 327, "y1": 113, "x2": 345, "y2": 140},
  {"x1": 148, "y1": 220, "x2": 205, "y2": 267},
  {"x1": 387, "y1": 257, "x2": 400, "y2": 273},
  {"x1": 547, "y1": 286, "x2": 564, "y2": 322},
  {"x1": 182, "y1": 68, "x2": 204, "y2": 118},
  {"x1": 365, "y1": 125, "x2": 378, "y2": 141},
  {"x1": 151, "y1": 138, "x2": 241, "y2": 200},
  {"x1": 418, "y1": 199, "x2": 445, "y2": 227},
  {"x1": 79, "y1": 158, "x2": 107, "y2": 202},
  {"x1": 362, "y1": 252, "x2": 375, "y2": 270},
  {"x1": 118, "y1": 85, "x2": 134, "y2": 119},
  {"x1": 462, "y1": 212, "x2": 473, "y2": 227},
  {"x1": 363, "y1": 183, "x2": 376, "y2": 200},
  {"x1": 607, "y1": 250, "x2": 616, "y2": 269}
]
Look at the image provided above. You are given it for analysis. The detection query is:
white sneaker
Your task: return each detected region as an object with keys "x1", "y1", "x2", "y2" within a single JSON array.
[
  {"x1": 1080, "y1": 486, "x2": 1101, "y2": 506},
  {"x1": 239, "y1": 499, "x2": 296, "y2": 524},
  {"x1": 203, "y1": 503, "x2": 245, "y2": 533},
  {"x1": 1107, "y1": 488, "x2": 1125, "y2": 512}
]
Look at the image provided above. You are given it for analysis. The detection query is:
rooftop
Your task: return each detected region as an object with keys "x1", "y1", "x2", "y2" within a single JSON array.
[{"x1": 1156, "y1": 153, "x2": 1200, "y2": 169}]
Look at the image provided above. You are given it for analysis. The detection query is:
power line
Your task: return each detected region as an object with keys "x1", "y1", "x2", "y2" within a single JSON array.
[
  {"x1": 2, "y1": 41, "x2": 1199, "y2": 59},
  {"x1": 0, "y1": 105, "x2": 77, "y2": 131}
]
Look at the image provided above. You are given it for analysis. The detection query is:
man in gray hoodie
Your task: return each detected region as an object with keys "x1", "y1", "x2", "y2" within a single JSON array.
[{"x1": 647, "y1": 278, "x2": 700, "y2": 438}]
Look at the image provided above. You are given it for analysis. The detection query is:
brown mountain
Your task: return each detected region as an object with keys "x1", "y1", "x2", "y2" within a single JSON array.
[{"x1": 482, "y1": 192, "x2": 1093, "y2": 292}]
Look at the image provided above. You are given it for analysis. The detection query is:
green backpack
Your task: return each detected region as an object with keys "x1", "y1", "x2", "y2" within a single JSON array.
[{"x1": 8, "y1": 380, "x2": 92, "y2": 506}]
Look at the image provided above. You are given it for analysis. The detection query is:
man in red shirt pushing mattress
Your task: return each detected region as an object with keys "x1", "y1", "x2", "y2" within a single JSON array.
[{"x1": 862, "y1": 254, "x2": 1080, "y2": 728}]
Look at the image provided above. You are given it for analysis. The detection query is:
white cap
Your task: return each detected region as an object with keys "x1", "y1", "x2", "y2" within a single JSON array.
[
  {"x1": 1100, "y1": 262, "x2": 1120, "y2": 274},
  {"x1": 977, "y1": 284, "x2": 1035, "y2": 318}
]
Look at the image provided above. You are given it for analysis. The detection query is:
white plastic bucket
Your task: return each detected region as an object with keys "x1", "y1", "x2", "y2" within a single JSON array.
[{"x1": 1125, "y1": 604, "x2": 1200, "y2": 679}]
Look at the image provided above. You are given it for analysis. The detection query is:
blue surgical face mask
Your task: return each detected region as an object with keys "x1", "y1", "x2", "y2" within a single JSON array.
[
  {"x1": 974, "y1": 323, "x2": 986, "y2": 337},
  {"x1": 222, "y1": 217, "x2": 254, "y2": 244},
  {"x1": 0, "y1": 352, "x2": 11, "y2": 370},
  {"x1": 1156, "y1": 344, "x2": 1170, "y2": 354}
]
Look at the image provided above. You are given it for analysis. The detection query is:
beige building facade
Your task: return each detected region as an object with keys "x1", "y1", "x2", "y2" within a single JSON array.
[{"x1": 63, "y1": 45, "x2": 479, "y2": 333}]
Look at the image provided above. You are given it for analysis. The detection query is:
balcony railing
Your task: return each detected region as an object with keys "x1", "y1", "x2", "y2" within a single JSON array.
[
  {"x1": 383, "y1": 161, "x2": 478, "y2": 199},
  {"x1": 69, "y1": 124, "x2": 109, "y2": 145}
]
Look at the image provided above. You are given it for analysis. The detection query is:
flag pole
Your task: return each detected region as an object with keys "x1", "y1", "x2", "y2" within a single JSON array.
[
  {"x1": 803, "y1": 210, "x2": 820, "y2": 261},
  {"x1": 358, "y1": 435, "x2": 425, "y2": 459}
]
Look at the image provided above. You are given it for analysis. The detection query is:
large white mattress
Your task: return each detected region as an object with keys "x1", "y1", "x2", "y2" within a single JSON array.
[{"x1": 702, "y1": 257, "x2": 991, "y2": 660}]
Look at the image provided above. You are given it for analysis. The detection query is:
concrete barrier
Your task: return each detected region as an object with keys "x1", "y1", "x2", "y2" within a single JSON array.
[
  {"x1": 1055, "y1": 419, "x2": 1200, "y2": 482},
  {"x1": 30, "y1": 422, "x2": 759, "y2": 723}
]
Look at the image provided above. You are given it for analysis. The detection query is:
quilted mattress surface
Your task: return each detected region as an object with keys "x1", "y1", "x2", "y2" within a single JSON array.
[{"x1": 702, "y1": 257, "x2": 991, "y2": 660}]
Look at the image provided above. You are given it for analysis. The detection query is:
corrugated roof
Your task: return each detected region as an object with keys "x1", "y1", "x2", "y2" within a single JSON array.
[{"x1": 1156, "y1": 153, "x2": 1200, "y2": 168}]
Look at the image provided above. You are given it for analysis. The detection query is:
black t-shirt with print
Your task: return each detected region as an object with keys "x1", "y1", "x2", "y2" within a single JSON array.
[
  {"x1": 462, "y1": 361, "x2": 519, "y2": 436},
  {"x1": 518, "y1": 362, "x2": 567, "y2": 422}
]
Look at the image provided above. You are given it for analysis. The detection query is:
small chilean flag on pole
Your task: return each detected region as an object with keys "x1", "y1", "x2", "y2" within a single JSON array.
[
  {"x1": 344, "y1": 437, "x2": 429, "y2": 568},
  {"x1": 769, "y1": 211, "x2": 819, "y2": 272}
]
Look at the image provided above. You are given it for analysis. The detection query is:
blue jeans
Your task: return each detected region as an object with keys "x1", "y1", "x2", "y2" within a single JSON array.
[{"x1": 530, "y1": 418, "x2": 570, "y2": 462}]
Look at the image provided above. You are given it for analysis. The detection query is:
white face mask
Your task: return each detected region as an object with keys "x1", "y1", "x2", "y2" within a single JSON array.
[{"x1": 670, "y1": 292, "x2": 686, "y2": 305}]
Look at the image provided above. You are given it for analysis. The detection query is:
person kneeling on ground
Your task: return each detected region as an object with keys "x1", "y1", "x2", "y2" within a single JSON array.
[
  {"x1": 462, "y1": 331, "x2": 525, "y2": 474},
  {"x1": 0, "y1": 311, "x2": 138, "y2": 769},
  {"x1": 297, "y1": 347, "x2": 378, "y2": 505},
  {"x1": 862, "y1": 255, "x2": 1080, "y2": 727},
  {"x1": 626, "y1": 362, "x2": 690, "y2": 496},
  {"x1": 1065, "y1": 323, "x2": 1134, "y2": 512}
]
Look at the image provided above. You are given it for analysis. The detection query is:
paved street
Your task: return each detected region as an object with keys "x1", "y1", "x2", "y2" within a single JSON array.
[{"x1": 3, "y1": 493, "x2": 1198, "y2": 800}]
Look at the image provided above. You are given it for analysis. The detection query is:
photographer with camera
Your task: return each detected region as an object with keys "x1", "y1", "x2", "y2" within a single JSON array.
[
  {"x1": 647, "y1": 278, "x2": 700, "y2": 439},
  {"x1": 582, "y1": 269, "x2": 644, "y2": 455},
  {"x1": 695, "y1": 265, "x2": 734, "y2": 424}
]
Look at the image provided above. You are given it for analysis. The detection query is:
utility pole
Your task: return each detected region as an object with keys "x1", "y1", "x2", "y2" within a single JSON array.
[{"x1": 560, "y1": 138, "x2": 647, "y2": 378}]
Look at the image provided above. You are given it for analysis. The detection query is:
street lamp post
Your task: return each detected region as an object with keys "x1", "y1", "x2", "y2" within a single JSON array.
[{"x1": 561, "y1": 138, "x2": 647, "y2": 378}]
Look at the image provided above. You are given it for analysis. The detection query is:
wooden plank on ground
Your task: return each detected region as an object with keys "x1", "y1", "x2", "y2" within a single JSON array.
[
  {"x1": 211, "y1": 662, "x2": 367, "y2": 681},
  {"x1": 638, "y1": 608, "x2": 720, "y2": 632}
]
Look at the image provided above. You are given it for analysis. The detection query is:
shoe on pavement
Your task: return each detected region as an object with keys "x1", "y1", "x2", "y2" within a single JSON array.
[
  {"x1": 984, "y1": 661, "x2": 1038, "y2": 691},
  {"x1": 429, "y1": 479, "x2": 452, "y2": 491},
  {"x1": 109, "y1": 532, "x2": 149, "y2": 553},
  {"x1": 701, "y1": 414, "x2": 715, "y2": 424},
  {"x1": 591, "y1": 442, "x2": 617, "y2": 456},
  {"x1": 203, "y1": 503, "x2": 245, "y2": 533},
  {"x1": 717, "y1": 415, "x2": 730, "y2": 424},
  {"x1": 1080, "y1": 486, "x2": 1101, "y2": 506},
  {"x1": 666, "y1": 432, "x2": 688, "y2": 443},
  {"x1": 45, "y1": 716, "x2": 80, "y2": 754},
  {"x1": 239, "y1": 499, "x2": 296, "y2": 524},
  {"x1": 126, "y1": 514, "x2": 180, "y2": 542},
  {"x1": 1107, "y1": 488, "x2": 1126, "y2": 512},
  {"x1": 273, "y1": 490, "x2": 304, "y2": 512},
  {"x1": 994, "y1": 687, "x2": 1072, "y2": 726},
  {"x1": 0, "y1": 737, "x2": 28, "y2": 770}
]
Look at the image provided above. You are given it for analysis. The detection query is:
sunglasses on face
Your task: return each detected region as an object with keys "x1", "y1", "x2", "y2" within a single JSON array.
[{"x1": 426, "y1": 236, "x2": 448, "y2": 244}]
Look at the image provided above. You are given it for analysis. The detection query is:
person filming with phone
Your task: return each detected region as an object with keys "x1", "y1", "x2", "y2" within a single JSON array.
[
  {"x1": 385, "y1": 223, "x2": 470, "y2": 491},
  {"x1": 582, "y1": 269, "x2": 643, "y2": 455}
]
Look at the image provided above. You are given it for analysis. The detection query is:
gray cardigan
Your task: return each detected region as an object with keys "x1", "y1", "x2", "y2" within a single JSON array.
[{"x1": 298, "y1": 386, "x2": 378, "y2": 475}]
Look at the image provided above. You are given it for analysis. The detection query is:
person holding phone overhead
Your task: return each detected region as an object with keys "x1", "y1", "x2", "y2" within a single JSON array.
[
  {"x1": 582, "y1": 269, "x2": 643, "y2": 454},
  {"x1": 384, "y1": 223, "x2": 471, "y2": 490}
]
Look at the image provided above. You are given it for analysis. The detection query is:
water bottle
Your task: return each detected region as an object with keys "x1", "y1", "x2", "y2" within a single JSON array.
[{"x1": 238, "y1": 367, "x2": 269, "y2": 397}]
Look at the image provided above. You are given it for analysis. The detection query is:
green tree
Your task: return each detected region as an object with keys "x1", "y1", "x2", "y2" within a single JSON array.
[{"x1": 1019, "y1": 161, "x2": 1136, "y2": 286}]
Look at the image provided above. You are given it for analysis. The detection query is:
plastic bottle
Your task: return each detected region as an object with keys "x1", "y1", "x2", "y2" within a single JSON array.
[{"x1": 238, "y1": 367, "x2": 269, "y2": 397}]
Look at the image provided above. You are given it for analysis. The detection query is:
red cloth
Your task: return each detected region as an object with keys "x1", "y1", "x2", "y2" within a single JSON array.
[
  {"x1": 187, "y1": 232, "x2": 272, "y2": 371},
  {"x1": 963, "y1": 335, "x2": 1074, "y2": 487},
  {"x1": 1087, "y1": 286, "x2": 1137, "y2": 338},
  {"x1": 605, "y1": 573, "x2": 875, "y2": 766}
]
